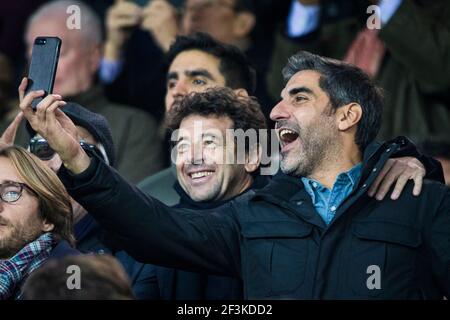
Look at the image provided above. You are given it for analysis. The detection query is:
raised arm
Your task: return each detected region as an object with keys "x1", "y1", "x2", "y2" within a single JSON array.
[{"x1": 19, "y1": 89, "x2": 242, "y2": 278}]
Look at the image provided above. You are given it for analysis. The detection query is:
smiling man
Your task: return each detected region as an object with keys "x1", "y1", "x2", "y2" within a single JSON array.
[
  {"x1": 169, "y1": 89, "x2": 265, "y2": 204},
  {"x1": 20, "y1": 51, "x2": 449, "y2": 299},
  {"x1": 139, "y1": 87, "x2": 267, "y2": 299},
  {"x1": 138, "y1": 32, "x2": 256, "y2": 205}
]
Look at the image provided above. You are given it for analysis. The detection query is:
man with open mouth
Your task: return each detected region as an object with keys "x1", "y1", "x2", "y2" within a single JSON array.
[{"x1": 20, "y1": 50, "x2": 448, "y2": 299}]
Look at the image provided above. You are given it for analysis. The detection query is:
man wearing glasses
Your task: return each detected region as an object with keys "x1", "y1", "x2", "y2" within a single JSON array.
[{"x1": 0, "y1": 145, "x2": 78, "y2": 300}]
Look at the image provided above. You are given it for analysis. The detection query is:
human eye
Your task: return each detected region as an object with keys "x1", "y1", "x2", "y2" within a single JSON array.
[
  {"x1": 192, "y1": 77, "x2": 207, "y2": 86},
  {"x1": 294, "y1": 94, "x2": 307, "y2": 104},
  {"x1": 1, "y1": 185, "x2": 21, "y2": 202},
  {"x1": 177, "y1": 141, "x2": 190, "y2": 153},
  {"x1": 167, "y1": 79, "x2": 177, "y2": 89},
  {"x1": 204, "y1": 137, "x2": 217, "y2": 149}
]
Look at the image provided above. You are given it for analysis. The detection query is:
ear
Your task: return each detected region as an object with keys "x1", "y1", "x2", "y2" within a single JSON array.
[
  {"x1": 232, "y1": 12, "x2": 256, "y2": 39},
  {"x1": 336, "y1": 103, "x2": 362, "y2": 132},
  {"x1": 244, "y1": 143, "x2": 262, "y2": 173},
  {"x1": 234, "y1": 88, "x2": 249, "y2": 97},
  {"x1": 41, "y1": 219, "x2": 54, "y2": 233}
]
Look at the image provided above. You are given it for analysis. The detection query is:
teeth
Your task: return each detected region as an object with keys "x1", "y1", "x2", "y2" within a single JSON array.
[
  {"x1": 190, "y1": 171, "x2": 214, "y2": 179},
  {"x1": 280, "y1": 129, "x2": 297, "y2": 138}
]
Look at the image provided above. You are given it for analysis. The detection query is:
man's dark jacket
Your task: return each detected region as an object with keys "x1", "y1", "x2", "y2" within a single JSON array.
[
  {"x1": 48, "y1": 240, "x2": 80, "y2": 260},
  {"x1": 58, "y1": 137, "x2": 450, "y2": 299},
  {"x1": 149, "y1": 177, "x2": 269, "y2": 300},
  {"x1": 74, "y1": 214, "x2": 156, "y2": 300}
]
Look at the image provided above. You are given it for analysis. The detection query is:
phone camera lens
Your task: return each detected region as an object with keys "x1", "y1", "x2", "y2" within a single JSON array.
[{"x1": 35, "y1": 38, "x2": 47, "y2": 45}]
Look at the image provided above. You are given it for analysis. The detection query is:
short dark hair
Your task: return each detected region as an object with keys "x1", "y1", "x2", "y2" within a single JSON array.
[
  {"x1": 167, "y1": 87, "x2": 267, "y2": 151},
  {"x1": 22, "y1": 255, "x2": 134, "y2": 300},
  {"x1": 283, "y1": 51, "x2": 384, "y2": 151},
  {"x1": 166, "y1": 33, "x2": 257, "y2": 95}
]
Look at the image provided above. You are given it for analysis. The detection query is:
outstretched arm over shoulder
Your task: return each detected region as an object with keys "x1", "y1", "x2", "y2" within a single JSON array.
[{"x1": 58, "y1": 153, "x2": 243, "y2": 278}]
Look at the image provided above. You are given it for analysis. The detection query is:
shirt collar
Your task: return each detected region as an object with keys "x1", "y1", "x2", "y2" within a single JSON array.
[{"x1": 301, "y1": 163, "x2": 362, "y2": 195}]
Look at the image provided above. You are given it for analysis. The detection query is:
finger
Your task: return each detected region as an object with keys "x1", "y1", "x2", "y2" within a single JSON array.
[
  {"x1": 55, "y1": 109, "x2": 80, "y2": 140},
  {"x1": 111, "y1": 16, "x2": 141, "y2": 27},
  {"x1": 36, "y1": 94, "x2": 62, "y2": 126},
  {"x1": 46, "y1": 100, "x2": 66, "y2": 117},
  {"x1": 368, "y1": 159, "x2": 394, "y2": 197},
  {"x1": 143, "y1": 0, "x2": 172, "y2": 14},
  {"x1": 19, "y1": 90, "x2": 45, "y2": 115},
  {"x1": 43, "y1": 100, "x2": 67, "y2": 141},
  {"x1": 1, "y1": 112, "x2": 24, "y2": 144},
  {"x1": 390, "y1": 174, "x2": 410, "y2": 200},
  {"x1": 45, "y1": 100, "x2": 66, "y2": 129},
  {"x1": 113, "y1": 2, "x2": 142, "y2": 15},
  {"x1": 374, "y1": 166, "x2": 402, "y2": 201},
  {"x1": 18, "y1": 77, "x2": 28, "y2": 102},
  {"x1": 412, "y1": 174, "x2": 423, "y2": 196}
]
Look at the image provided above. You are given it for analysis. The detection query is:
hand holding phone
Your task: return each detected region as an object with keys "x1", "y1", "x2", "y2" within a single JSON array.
[{"x1": 25, "y1": 36, "x2": 61, "y2": 110}]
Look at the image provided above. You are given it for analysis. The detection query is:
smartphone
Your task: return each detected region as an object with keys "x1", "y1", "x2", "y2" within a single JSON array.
[{"x1": 26, "y1": 36, "x2": 61, "y2": 110}]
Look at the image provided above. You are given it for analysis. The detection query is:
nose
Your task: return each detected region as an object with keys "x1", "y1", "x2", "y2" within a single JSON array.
[
  {"x1": 270, "y1": 100, "x2": 290, "y2": 122},
  {"x1": 190, "y1": 141, "x2": 204, "y2": 165},
  {"x1": 172, "y1": 80, "x2": 189, "y2": 98},
  {"x1": 168, "y1": 82, "x2": 189, "y2": 111}
]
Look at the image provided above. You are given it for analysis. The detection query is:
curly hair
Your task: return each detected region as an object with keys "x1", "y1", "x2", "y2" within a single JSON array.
[{"x1": 167, "y1": 87, "x2": 266, "y2": 137}]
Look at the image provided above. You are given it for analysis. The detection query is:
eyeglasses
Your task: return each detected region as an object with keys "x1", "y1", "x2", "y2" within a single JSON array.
[
  {"x1": 29, "y1": 137, "x2": 104, "y2": 162},
  {"x1": 0, "y1": 182, "x2": 35, "y2": 203}
]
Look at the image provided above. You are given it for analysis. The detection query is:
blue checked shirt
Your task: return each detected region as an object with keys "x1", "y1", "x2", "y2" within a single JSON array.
[{"x1": 301, "y1": 164, "x2": 362, "y2": 225}]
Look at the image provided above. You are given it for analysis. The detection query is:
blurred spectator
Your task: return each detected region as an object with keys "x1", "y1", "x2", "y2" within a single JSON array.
[
  {"x1": 420, "y1": 139, "x2": 450, "y2": 186},
  {"x1": 25, "y1": 102, "x2": 157, "y2": 299},
  {"x1": 100, "y1": 0, "x2": 274, "y2": 121},
  {"x1": 267, "y1": 0, "x2": 450, "y2": 143},
  {"x1": 22, "y1": 254, "x2": 134, "y2": 300},
  {"x1": 23, "y1": 0, "x2": 164, "y2": 183},
  {"x1": 0, "y1": 145, "x2": 78, "y2": 300},
  {"x1": 138, "y1": 33, "x2": 257, "y2": 205}
]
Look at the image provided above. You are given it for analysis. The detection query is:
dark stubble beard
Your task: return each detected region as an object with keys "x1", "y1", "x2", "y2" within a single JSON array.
[
  {"x1": 0, "y1": 216, "x2": 43, "y2": 259},
  {"x1": 281, "y1": 114, "x2": 340, "y2": 178}
]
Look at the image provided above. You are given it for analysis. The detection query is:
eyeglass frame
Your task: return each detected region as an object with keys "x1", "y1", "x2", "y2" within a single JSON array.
[{"x1": 0, "y1": 181, "x2": 37, "y2": 204}]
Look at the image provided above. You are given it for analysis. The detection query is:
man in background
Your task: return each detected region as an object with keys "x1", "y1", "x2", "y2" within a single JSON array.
[{"x1": 22, "y1": 0, "x2": 164, "y2": 183}]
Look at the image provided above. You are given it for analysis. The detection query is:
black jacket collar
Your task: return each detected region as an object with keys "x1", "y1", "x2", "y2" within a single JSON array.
[
  {"x1": 48, "y1": 240, "x2": 80, "y2": 260},
  {"x1": 251, "y1": 138, "x2": 405, "y2": 204}
]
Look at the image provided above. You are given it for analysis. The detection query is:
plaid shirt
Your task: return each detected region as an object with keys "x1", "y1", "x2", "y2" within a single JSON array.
[{"x1": 0, "y1": 233, "x2": 54, "y2": 300}]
